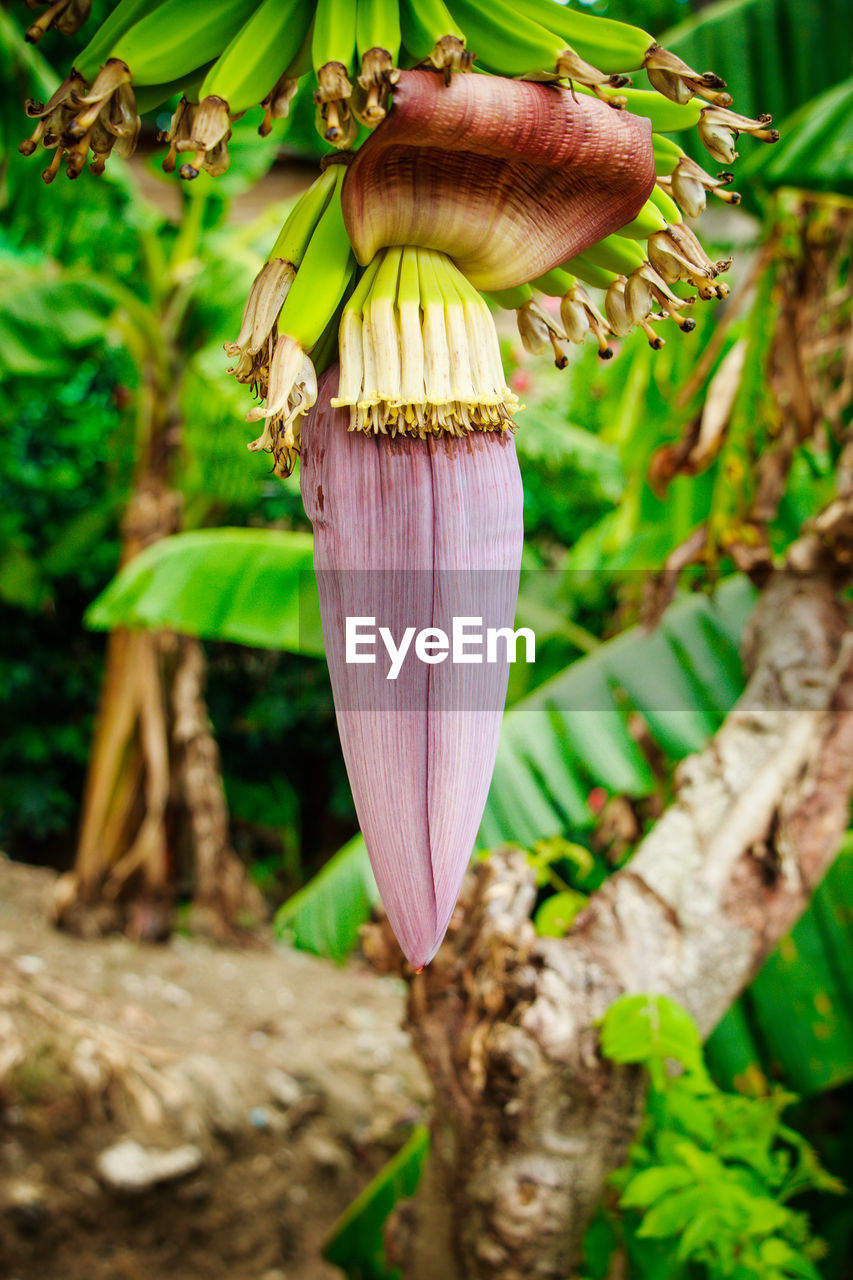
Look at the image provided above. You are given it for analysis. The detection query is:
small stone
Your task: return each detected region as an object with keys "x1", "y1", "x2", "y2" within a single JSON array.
[
  {"x1": 4, "y1": 1179, "x2": 48, "y2": 1237},
  {"x1": 249, "y1": 1106, "x2": 271, "y2": 1130},
  {"x1": 265, "y1": 1068, "x2": 303, "y2": 1109},
  {"x1": 14, "y1": 955, "x2": 44, "y2": 976},
  {"x1": 343, "y1": 1007, "x2": 375, "y2": 1031},
  {"x1": 303, "y1": 1134, "x2": 347, "y2": 1176},
  {"x1": 96, "y1": 1139, "x2": 204, "y2": 1194}
]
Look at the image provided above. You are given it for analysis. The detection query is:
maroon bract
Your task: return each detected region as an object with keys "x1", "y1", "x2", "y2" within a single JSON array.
[{"x1": 342, "y1": 70, "x2": 656, "y2": 292}]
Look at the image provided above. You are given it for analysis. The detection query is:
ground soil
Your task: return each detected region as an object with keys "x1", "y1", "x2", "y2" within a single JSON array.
[{"x1": 0, "y1": 857, "x2": 429, "y2": 1280}]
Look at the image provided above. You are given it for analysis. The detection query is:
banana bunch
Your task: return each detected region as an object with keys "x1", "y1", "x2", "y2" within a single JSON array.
[
  {"x1": 19, "y1": 0, "x2": 782, "y2": 457},
  {"x1": 331, "y1": 245, "x2": 517, "y2": 436},
  {"x1": 19, "y1": 0, "x2": 780, "y2": 182},
  {"x1": 224, "y1": 163, "x2": 357, "y2": 477}
]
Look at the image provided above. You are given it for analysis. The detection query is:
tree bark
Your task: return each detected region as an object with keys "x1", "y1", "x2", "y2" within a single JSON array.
[
  {"x1": 372, "y1": 570, "x2": 853, "y2": 1279},
  {"x1": 51, "y1": 304, "x2": 263, "y2": 940}
]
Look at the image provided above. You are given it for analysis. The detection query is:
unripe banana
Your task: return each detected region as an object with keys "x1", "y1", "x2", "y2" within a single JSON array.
[
  {"x1": 354, "y1": 0, "x2": 402, "y2": 125},
  {"x1": 313, "y1": 0, "x2": 359, "y2": 146},
  {"x1": 482, "y1": 284, "x2": 533, "y2": 311},
  {"x1": 268, "y1": 164, "x2": 341, "y2": 267},
  {"x1": 446, "y1": 0, "x2": 625, "y2": 89},
  {"x1": 277, "y1": 168, "x2": 357, "y2": 350},
  {"x1": 529, "y1": 266, "x2": 574, "y2": 297},
  {"x1": 134, "y1": 64, "x2": 213, "y2": 116},
  {"x1": 615, "y1": 196, "x2": 668, "y2": 240},
  {"x1": 111, "y1": 0, "x2": 260, "y2": 86},
  {"x1": 578, "y1": 234, "x2": 646, "y2": 277},
  {"x1": 399, "y1": 0, "x2": 470, "y2": 75},
  {"x1": 508, "y1": 0, "x2": 653, "y2": 73},
  {"x1": 561, "y1": 255, "x2": 617, "y2": 292},
  {"x1": 649, "y1": 182, "x2": 683, "y2": 226},
  {"x1": 200, "y1": 0, "x2": 314, "y2": 115},
  {"x1": 313, "y1": 0, "x2": 358, "y2": 73},
  {"x1": 577, "y1": 85, "x2": 703, "y2": 131},
  {"x1": 652, "y1": 132, "x2": 685, "y2": 176},
  {"x1": 356, "y1": 0, "x2": 402, "y2": 64},
  {"x1": 74, "y1": 0, "x2": 162, "y2": 80}
]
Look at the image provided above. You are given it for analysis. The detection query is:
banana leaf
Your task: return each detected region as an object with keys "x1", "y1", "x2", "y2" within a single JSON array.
[
  {"x1": 85, "y1": 527, "x2": 324, "y2": 656},
  {"x1": 662, "y1": 0, "x2": 853, "y2": 128},
  {"x1": 323, "y1": 1125, "x2": 430, "y2": 1279},
  {"x1": 275, "y1": 833, "x2": 379, "y2": 964},
  {"x1": 707, "y1": 834, "x2": 853, "y2": 1097},
  {"x1": 741, "y1": 76, "x2": 853, "y2": 196}
]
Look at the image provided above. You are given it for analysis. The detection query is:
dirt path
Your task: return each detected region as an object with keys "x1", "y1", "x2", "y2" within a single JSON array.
[{"x1": 0, "y1": 857, "x2": 429, "y2": 1280}]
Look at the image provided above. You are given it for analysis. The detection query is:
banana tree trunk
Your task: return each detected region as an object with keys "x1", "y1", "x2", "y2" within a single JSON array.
[
  {"x1": 51, "y1": 455, "x2": 262, "y2": 940},
  {"x1": 369, "y1": 570, "x2": 853, "y2": 1279}
]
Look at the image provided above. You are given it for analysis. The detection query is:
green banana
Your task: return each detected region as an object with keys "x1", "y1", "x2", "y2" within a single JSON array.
[
  {"x1": 649, "y1": 182, "x2": 683, "y2": 225},
  {"x1": 399, "y1": 0, "x2": 469, "y2": 71},
  {"x1": 277, "y1": 167, "x2": 357, "y2": 349},
  {"x1": 357, "y1": 0, "x2": 401, "y2": 63},
  {"x1": 529, "y1": 266, "x2": 575, "y2": 297},
  {"x1": 573, "y1": 81, "x2": 704, "y2": 129},
  {"x1": 312, "y1": 0, "x2": 359, "y2": 145},
  {"x1": 134, "y1": 64, "x2": 213, "y2": 114},
  {"x1": 310, "y1": 279, "x2": 354, "y2": 376},
  {"x1": 285, "y1": 16, "x2": 315, "y2": 79},
  {"x1": 200, "y1": 0, "x2": 314, "y2": 113},
  {"x1": 616, "y1": 194, "x2": 668, "y2": 240},
  {"x1": 508, "y1": 0, "x2": 653, "y2": 74},
  {"x1": 579, "y1": 234, "x2": 646, "y2": 276},
  {"x1": 612, "y1": 87, "x2": 702, "y2": 131},
  {"x1": 268, "y1": 165, "x2": 340, "y2": 266},
  {"x1": 561, "y1": 256, "x2": 617, "y2": 291},
  {"x1": 482, "y1": 283, "x2": 533, "y2": 310},
  {"x1": 355, "y1": 0, "x2": 402, "y2": 126},
  {"x1": 75, "y1": 0, "x2": 162, "y2": 79},
  {"x1": 312, "y1": 0, "x2": 358, "y2": 73},
  {"x1": 445, "y1": 0, "x2": 575, "y2": 80},
  {"x1": 111, "y1": 0, "x2": 260, "y2": 86},
  {"x1": 652, "y1": 132, "x2": 685, "y2": 176}
]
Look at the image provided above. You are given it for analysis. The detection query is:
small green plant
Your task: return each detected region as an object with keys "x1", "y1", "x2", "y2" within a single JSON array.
[{"x1": 581, "y1": 994, "x2": 844, "y2": 1280}]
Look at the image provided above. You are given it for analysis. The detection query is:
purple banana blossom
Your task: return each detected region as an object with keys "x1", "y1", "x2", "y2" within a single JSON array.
[{"x1": 301, "y1": 366, "x2": 524, "y2": 969}]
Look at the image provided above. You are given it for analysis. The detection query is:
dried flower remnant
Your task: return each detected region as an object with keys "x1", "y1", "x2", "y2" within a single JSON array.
[
  {"x1": 644, "y1": 45, "x2": 732, "y2": 107},
  {"x1": 698, "y1": 106, "x2": 780, "y2": 164},
  {"x1": 663, "y1": 155, "x2": 741, "y2": 219},
  {"x1": 24, "y1": 0, "x2": 91, "y2": 43}
]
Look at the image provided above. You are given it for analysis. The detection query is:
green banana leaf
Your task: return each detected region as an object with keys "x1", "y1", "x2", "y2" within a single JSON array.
[
  {"x1": 662, "y1": 0, "x2": 853, "y2": 129},
  {"x1": 275, "y1": 833, "x2": 379, "y2": 964},
  {"x1": 85, "y1": 527, "x2": 324, "y2": 656},
  {"x1": 323, "y1": 1125, "x2": 430, "y2": 1280},
  {"x1": 741, "y1": 76, "x2": 853, "y2": 195},
  {"x1": 477, "y1": 576, "x2": 755, "y2": 848},
  {"x1": 707, "y1": 834, "x2": 853, "y2": 1097}
]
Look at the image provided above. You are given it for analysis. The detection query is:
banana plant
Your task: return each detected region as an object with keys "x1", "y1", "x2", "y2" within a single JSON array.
[{"x1": 15, "y1": 0, "x2": 789, "y2": 966}]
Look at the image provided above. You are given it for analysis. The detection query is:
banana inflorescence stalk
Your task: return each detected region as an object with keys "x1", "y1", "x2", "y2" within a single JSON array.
[
  {"x1": 302, "y1": 365, "x2": 524, "y2": 971},
  {"x1": 20, "y1": 0, "x2": 783, "y2": 965}
]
